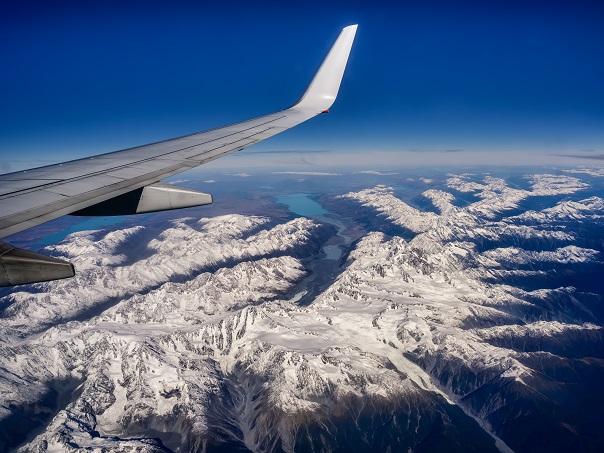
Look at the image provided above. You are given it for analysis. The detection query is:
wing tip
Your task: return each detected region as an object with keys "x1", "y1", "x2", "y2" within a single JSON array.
[{"x1": 293, "y1": 25, "x2": 358, "y2": 113}]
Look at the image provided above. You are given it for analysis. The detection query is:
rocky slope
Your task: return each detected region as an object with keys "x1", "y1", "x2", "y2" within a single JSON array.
[{"x1": 0, "y1": 171, "x2": 603, "y2": 452}]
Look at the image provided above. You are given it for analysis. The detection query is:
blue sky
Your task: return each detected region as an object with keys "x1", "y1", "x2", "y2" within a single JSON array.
[{"x1": 1, "y1": 0, "x2": 603, "y2": 171}]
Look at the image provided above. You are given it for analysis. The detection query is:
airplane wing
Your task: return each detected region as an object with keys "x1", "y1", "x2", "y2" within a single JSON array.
[{"x1": 0, "y1": 25, "x2": 357, "y2": 286}]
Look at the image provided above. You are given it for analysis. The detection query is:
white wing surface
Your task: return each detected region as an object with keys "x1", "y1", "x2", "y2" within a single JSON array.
[{"x1": 0, "y1": 25, "x2": 357, "y2": 285}]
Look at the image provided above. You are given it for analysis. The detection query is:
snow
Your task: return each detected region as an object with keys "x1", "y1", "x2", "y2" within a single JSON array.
[
  {"x1": 512, "y1": 196, "x2": 604, "y2": 222},
  {"x1": 339, "y1": 185, "x2": 438, "y2": 232},
  {"x1": 563, "y1": 167, "x2": 604, "y2": 177},
  {"x1": 0, "y1": 171, "x2": 601, "y2": 452}
]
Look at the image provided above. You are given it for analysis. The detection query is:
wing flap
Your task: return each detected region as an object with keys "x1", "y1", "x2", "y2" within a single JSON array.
[
  {"x1": 0, "y1": 179, "x2": 62, "y2": 196},
  {"x1": 1, "y1": 191, "x2": 68, "y2": 218}
]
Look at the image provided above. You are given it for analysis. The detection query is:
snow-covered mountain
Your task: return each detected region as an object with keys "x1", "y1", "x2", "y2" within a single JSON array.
[{"x1": 0, "y1": 170, "x2": 603, "y2": 452}]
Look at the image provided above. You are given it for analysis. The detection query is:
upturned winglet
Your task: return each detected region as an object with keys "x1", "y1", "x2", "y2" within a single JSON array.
[
  {"x1": 0, "y1": 26, "x2": 358, "y2": 286},
  {"x1": 294, "y1": 24, "x2": 358, "y2": 113}
]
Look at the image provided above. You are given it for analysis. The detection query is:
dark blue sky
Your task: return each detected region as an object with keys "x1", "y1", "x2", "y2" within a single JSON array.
[{"x1": 1, "y1": 0, "x2": 603, "y2": 171}]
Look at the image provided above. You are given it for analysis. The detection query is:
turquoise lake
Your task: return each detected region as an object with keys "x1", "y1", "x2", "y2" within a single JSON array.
[
  {"x1": 276, "y1": 193, "x2": 327, "y2": 217},
  {"x1": 36, "y1": 217, "x2": 124, "y2": 248}
]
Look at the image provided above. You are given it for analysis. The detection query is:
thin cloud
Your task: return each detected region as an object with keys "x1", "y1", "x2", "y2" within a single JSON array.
[
  {"x1": 554, "y1": 153, "x2": 604, "y2": 161},
  {"x1": 272, "y1": 171, "x2": 341, "y2": 176},
  {"x1": 243, "y1": 149, "x2": 331, "y2": 155},
  {"x1": 225, "y1": 172, "x2": 252, "y2": 177},
  {"x1": 355, "y1": 170, "x2": 399, "y2": 176}
]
